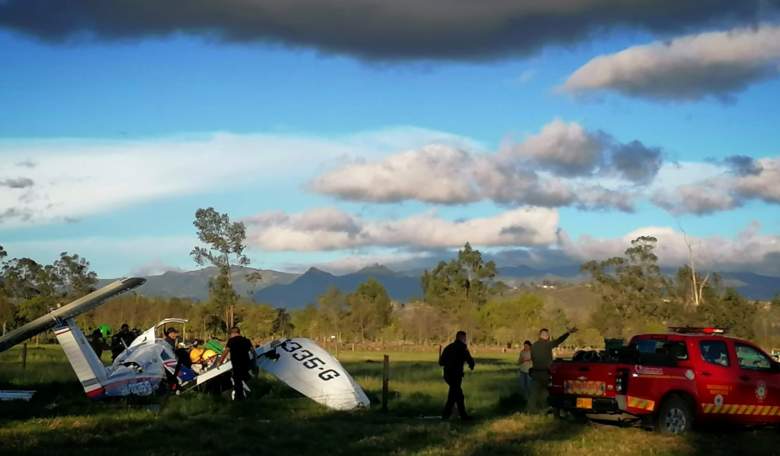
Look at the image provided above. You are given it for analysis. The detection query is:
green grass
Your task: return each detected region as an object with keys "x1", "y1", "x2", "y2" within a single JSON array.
[{"x1": 1, "y1": 345, "x2": 779, "y2": 455}]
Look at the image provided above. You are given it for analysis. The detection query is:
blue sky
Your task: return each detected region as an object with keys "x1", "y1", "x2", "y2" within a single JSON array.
[{"x1": 1, "y1": 3, "x2": 779, "y2": 278}]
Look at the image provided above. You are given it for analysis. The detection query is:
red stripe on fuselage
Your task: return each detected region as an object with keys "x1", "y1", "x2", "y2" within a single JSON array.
[{"x1": 86, "y1": 387, "x2": 106, "y2": 399}]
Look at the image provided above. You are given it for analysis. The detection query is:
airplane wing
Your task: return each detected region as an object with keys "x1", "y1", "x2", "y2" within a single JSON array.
[{"x1": 256, "y1": 338, "x2": 370, "y2": 411}]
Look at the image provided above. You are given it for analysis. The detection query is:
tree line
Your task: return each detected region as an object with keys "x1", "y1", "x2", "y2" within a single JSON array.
[{"x1": 1, "y1": 208, "x2": 778, "y2": 349}]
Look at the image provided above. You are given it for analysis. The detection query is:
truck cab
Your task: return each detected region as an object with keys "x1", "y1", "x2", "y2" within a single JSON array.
[{"x1": 548, "y1": 328, "x2": 780, "y2": 433}]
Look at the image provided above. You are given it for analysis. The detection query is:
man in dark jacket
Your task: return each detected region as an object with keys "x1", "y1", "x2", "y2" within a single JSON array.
[
  {"x1": 439, "y1": 330, "x2": 475, "y2": 420},
  {"x1": 219, "y1": 326, "x2": 256, "y2": 401},
  {"x1": 528, "y1": 327, "x2": 577, "y2": 413},
  {"x1": 111, "y1": 323, "x2": 136, "y2": 360}
]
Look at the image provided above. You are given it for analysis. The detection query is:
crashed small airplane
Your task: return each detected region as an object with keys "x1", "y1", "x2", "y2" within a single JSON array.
[{"x1": 0, "y1": 278, "x2": 370, "y2": 411}]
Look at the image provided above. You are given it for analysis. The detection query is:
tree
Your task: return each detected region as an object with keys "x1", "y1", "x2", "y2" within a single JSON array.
[
  {"x1": 346, "y1": 278, "x2": 392, "y2": 342},
  {"x1": 237, "y1": 302, "x2": 276, "y2": 339},
  {"x1": 582, "y1": 236, "x2": 671, "y2": 337},
  {"x1": 190, "y1": 207, "x2": 251, "y2": 329},
  {"x1": 397, "y1": 302, "x2": 450, "y2": 344},
  {"x1": 421, "y1": 243, "x2": 497, "y2": 322},
  {"x1": 272, "y1": 308, "x2": 294, "y2": 337},
  {"x1": 479, "y1": 293, "x2": 544, "y2": 345},
  {"x1": 318, "y1": 287, "x2": 346, "y2": 340},
  {"x1": 0, "y1": 249, "x2": 98, "y2": 342},
  {"x1": 698, "y1": 288, "x2": 758, "y2": 339},
  {"x1": 0, "y1": 245, "x2": 12, "y2": 334},
  {"x1": 54, "y1": 252, "x2": 98, "y2": 297},
  {"x1": 670, "y1": 266, "x2": 720, "y2": 316},
  {"x1": 291, "y1": 304, "x2": 320, "y2": 339}
]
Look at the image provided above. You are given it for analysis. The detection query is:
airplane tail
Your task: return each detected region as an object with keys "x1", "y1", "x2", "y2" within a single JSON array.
[{"x1": 53, "y1": 319, "x2": 108, "y2": 399}]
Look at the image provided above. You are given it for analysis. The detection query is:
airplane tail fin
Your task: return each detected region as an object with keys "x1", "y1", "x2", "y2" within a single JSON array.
[{"x1": 54, "y1": 319, "x2": 108, "y2": 398}]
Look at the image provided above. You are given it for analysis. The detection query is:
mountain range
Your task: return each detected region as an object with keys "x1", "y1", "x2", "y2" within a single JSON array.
[{"x1": 101, "y1": 263, "x2": 780, "y2": 308}]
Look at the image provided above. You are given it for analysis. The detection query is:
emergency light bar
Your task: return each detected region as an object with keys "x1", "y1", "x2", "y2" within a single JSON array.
[{"x1": 668, "y1": 326, "x2": 727, "y2": 335}]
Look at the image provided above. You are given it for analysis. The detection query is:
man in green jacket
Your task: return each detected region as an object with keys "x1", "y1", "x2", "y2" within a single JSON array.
[{"x1": 528, "y1": 327, "x2": 577, "y2": 413}]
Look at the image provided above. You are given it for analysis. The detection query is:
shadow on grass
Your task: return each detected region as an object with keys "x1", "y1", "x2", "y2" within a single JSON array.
[{"x1": 684, "y1": 424, "x2": 780, "y2": 456}]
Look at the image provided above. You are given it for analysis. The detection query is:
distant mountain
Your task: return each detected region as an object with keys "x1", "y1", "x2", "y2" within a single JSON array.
[
  {"x1": 98, "y1": 262, "x2": 778, "y2": 306},
  {"x1": 498, "y1": 264, "x2": 582, "y2": 279},
  {"x1": 99, "y1": 266, "x2": 298, "y2": 301},
  {"x1": 720, "y1": 272, "x2": 780, "y2": 301},
  {"x1": 253, "y1": 265, "x2": 422, "y2": 309}
]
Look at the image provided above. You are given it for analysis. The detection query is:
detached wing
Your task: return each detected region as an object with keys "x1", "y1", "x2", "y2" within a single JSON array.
[{"x1": 257, "y1": 338, "x2": 370, "y2": 411}]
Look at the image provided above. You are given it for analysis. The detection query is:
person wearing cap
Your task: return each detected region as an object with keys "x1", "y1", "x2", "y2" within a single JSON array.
[{"x1": 164, "y1": 327, "x2": 179, "y2": 351}]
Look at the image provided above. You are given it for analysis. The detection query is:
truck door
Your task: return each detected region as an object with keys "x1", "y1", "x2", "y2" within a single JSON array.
[
  {"x1": 695, "y1": 339, "x2": 739, "y2": 421},
  {"x1": 732, "y1": 342, "x2": 780, "y2": 424}
]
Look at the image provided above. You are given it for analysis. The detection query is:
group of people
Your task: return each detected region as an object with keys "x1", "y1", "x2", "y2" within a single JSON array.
[
  {"x1": 87, "y1": 323, "x2": 140, "y2": 360},
  {"x1": 162, "y1": 325, "x2": 257, "y2": 401},
  {"x1": 438, "y1": 327, "x2": 577, "y2": 420}
]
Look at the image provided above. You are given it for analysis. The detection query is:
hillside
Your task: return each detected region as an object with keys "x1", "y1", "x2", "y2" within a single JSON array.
[
  {"x1": 253, "y1": 265, "x2": 422, "y2": 309},
  {"x1": 99, "y1": 266, "x2": 298, "y2": 301}
]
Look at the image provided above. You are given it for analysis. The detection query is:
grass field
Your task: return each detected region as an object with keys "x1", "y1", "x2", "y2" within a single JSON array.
[{"x1": 1, "y1": 345, "x2": 779, "y2": 456}]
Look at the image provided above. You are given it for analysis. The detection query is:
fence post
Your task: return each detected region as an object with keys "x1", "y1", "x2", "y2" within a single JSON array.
[
  {"x1": 382, "y1": 354, "x2": 389, "y2": 412},
  {"x1": 21, "y1": 342, "x2": 28, "y2": 370}
]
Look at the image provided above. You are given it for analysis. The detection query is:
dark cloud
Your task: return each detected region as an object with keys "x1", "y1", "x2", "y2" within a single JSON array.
[
  {"x1": 499, "y1": 225, "x2": 530, "y2": 237},
  {"x1": 0, "y1": 0, "x2": 773, "y2": 60},
  {"x1": 611, "y1": 140, "x2": 663, "y2": 183},
  {"x1": 0, "y1": 177, "x2": 34, "y2": 188},
  {"x1": 724, "y1": 154, "x2": 763, "y2": 175}
]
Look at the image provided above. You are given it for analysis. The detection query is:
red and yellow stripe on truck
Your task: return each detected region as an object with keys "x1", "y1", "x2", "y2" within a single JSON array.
[{"x1": 702, "y1": 404, "x2": 780, "y2": 415}]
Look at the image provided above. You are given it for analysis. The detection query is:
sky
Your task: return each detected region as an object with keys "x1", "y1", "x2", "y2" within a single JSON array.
[{"x1": 0, "y1": 0, "x2": 779, "y2": 278}]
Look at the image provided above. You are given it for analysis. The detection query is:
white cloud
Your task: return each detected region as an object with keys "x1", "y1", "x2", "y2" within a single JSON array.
[
  {"x1": 563, "y1": 25, "x2": 780, "y2": 101},
  {"x1": 244, "y1": 207, "x2": 560, "y2": 251},
  {"x1": 311, "y1": 119, "x2": 664, "y2": 211},
  {"x1": 560, "y1": 222, "x2": 780, "y2": 276},
  {"x1": 734, "y1": 157, "x2": 780, "y2": 204},
  {"x1": 310, "y1": 145, "x2": 481, "y2": 204},
  {"x1": 650, "y1": 157, "x2": 780, "y2": 214},
  {"x1": 0, "y1": 127, "x2": 472, "y2": 228}
]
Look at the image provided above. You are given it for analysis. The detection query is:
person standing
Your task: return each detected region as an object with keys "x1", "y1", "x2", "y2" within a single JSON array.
[
  {"x1": 528, "y1": 327, "x2": 577, "y2": 413},
  {"x1": 89, "y1": 327, "x2": 105, "y2": 360},
  {"x1": 439, "y1": 330, "x2": 475, "y2": 420},
  {"x1": 518, "y1": 340, "x2": 533, "y2": 399},
  {"x1": 219, "y1": 326, "x2": 256, "y2": 401},
  {"x1": 111, "y1": 323, "x2": 135, "y2": 360}
]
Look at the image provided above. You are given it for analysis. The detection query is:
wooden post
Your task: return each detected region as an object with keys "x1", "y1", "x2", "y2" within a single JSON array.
[
  {"x1": 382, "y1": 354, "x2": 389, "y2": 412},
  {"x1": 21, "y1": 342, "x2": 28, "y2": 370}
]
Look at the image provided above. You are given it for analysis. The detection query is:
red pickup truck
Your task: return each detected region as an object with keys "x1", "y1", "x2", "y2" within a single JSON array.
[{"x1": 548, "y1": 328, "x2": 780, "y2": 434}]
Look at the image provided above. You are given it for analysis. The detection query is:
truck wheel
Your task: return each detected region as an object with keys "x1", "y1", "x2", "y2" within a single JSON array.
[{"x1": 656, "y1": 396, "x2": 693, "y2": 435}]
